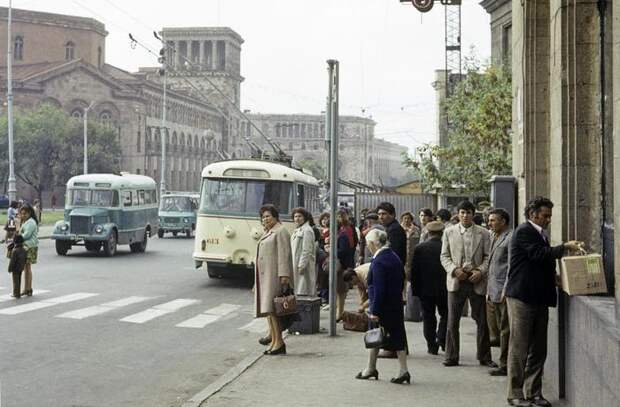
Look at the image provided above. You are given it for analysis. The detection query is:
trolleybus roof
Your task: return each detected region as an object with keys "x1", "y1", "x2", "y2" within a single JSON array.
[{"x1": 202, "y1": 159, "x2": 319, "y2": 186}]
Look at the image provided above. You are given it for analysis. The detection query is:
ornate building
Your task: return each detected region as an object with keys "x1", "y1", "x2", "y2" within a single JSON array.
[{"x1": 0, "y1": 7, "x2": 409, "y2": 198}]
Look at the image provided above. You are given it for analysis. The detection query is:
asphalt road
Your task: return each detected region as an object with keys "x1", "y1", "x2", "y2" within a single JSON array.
[{"x1": 0, "y1": 236, "x2": 261, "y2": 407}]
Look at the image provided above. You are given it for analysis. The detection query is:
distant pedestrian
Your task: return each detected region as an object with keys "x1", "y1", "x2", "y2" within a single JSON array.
[
  {"x1": 17, "y1": 203, "x2": 38, "y2": 297},
  {"x1": 51, "y1": 193, "x2": 57, "y2": 210},
  {"x1": 3, "y1": 201, "x2": 19, "y2": 244},
  {"x1": 7, "y1": 200, "x2": 18, "y2": 221},
  {"x1": 400, "y1": 212, "x2": 420, "y2": 274},
  {"x1": 355, "y1": 229, "x2": 410, "y2": 384},
  {"x1": 440, "y1": 200, "x2": 495, "y2": 368},
  {"x1": 335, "y1": 209, "x2": 356, "y2": 321},
  {"x1": 410, "y1": 221, "x2": 448, "y2": 355},
  {"x1": 418, "y1": 208, "x2": 434, "y2": 243},
  {"x1": 33, "y1": 199, "x2": 42, "y2": 223},
  {"x1": 486, "y1": 208, "x2": 512, "y2": 376},
  {"x1": 290, "y1": 207, "x2": 317, "y2": 296},
  {"x1": 7, "y1": 234, "x2": 27, "y2": 299},
  {"x1": 504, "y1": 197, "x2": 582, "y2": 407},
  {"x1": 255, "y1": 204, "x2": 293, "y2": 355},
  {"x1": 317, "y1": 212, "x2": 330, "y2": 303}
]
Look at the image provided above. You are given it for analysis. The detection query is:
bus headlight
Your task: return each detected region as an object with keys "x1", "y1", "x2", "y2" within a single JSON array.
[
  {"x1": 183, "y1": 218, "x2": 189, "y2": 223},
  {"x1": 95, "y1": 225, "x2": 104, "y2": 234},
  {"x1": 60, "y1": 224, "x2": 69, "y2": 232},
  {"x1": 224, "y1": 226, "x2": 236, "y2": 238}
]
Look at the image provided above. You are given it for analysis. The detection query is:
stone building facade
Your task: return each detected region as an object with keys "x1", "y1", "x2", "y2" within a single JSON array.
[
  {"x1": 0, "y1": 7, "x2": 409, "y2": 200},
  {"x1": 481, "y1": 1, "x2": 619, "y2": 406}
]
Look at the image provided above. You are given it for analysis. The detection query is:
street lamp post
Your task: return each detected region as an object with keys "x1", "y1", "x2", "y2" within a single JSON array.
[
  {"x1": 159, "y1": 52, "x2": 167, "y2": 198},
  {"x1": 6, "y1": 0, "x2": 16, "y2": 202},
  {"x1": 83, "y1": 101, "x2": 94, "y2": 174}
]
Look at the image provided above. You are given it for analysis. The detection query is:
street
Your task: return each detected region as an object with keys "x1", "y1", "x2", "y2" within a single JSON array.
[{"x1": 0, "y1": 236, "x2": 262, "y2": 407}]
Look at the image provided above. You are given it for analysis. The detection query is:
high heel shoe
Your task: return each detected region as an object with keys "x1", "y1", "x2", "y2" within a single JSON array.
[
  {"x1": 390, "y1": 371, "x2": 411, "y2": 384},
  {"x1": 355, "y1": 369, "x2": 379, "y2": 380},
  {"x1": 263, "y1": 344, "x2": 286, "y2": 355}
]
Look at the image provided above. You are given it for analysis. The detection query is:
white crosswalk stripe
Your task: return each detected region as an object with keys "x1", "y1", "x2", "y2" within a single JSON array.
[
  {"x1": 0, "y1": 289, "x2": 50, "y2": 303},
  {"x1": 238, "y1": 318, "x2": 268, "y2": 333},
  {"x1": 176, "y1": 303, "x2": 241, "y2": 329},
  {"x1": 56, "y1": 296, "x2": 153, "y2": 320},
  {"x1": 120, "y1": 298, "x2": 200, "y2": 324},
  {"x1": 0, "y1": 293, "x2": 99, "y2": 315}
]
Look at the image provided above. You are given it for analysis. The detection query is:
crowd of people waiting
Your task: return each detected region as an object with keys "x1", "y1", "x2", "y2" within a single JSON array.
[{"x1": 252, "y1": 196, "x2": 584, "y2": 407}]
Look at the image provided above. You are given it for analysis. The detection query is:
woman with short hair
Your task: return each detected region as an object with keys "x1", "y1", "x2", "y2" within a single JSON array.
[
  {"x1": 18, "y1": 203, "x2": 38, "y2": 296},
  {"x1": 356, "y1": 228, "x2": 410, "y2": 384},
  {"x1": 255, "y1": 204, "x2": 293, "y2": 355},
  {"x1": 291, "y1": 207, "x2": 318, "y2": 296}
]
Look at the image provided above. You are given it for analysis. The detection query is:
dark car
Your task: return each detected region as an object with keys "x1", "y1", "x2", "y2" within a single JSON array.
[{"x1": 0, "y1": 194, "x2": 9, "y2": 209}]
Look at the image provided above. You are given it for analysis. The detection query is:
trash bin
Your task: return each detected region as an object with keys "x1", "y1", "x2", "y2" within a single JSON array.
[{"x1": 289, "y1": 296, "x2": 321, "y2": 334}]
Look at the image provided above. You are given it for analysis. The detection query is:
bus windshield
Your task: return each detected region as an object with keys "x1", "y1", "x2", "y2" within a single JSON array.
[
  {"x1": 69, "y1": 189, "x2": 118, "y2": 207},
  {"x1": 161, "y1": 196, "x2": 193, "y2": 212},
  {"x1": 201, "y1": 178, "x2": 292, "y2": 215}
]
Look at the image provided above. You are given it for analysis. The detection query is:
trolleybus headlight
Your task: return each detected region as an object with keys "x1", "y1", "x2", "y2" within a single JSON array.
[
  {"x1": 224, "y1": 226, "x2": 235, "y2": 238},
  {"x1": 95, "y1": 225, "x2": 104, "y2": 233},
  {"x1": 60, "y1": 224, "x2": 69, "y2": 232}
]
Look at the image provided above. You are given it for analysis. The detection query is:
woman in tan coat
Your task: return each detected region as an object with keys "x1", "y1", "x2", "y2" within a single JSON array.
[{"x1": 255, "y1": 204, "x2": 293, "y2": 355}]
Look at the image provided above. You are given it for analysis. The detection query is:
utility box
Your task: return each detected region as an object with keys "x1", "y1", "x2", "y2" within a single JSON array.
[
  {"x1": 490, "y1": 175, "x2": 517, "y2": 228},
  {"x1": 289, "y1": 296, "x2": 321, "y2": 334}
]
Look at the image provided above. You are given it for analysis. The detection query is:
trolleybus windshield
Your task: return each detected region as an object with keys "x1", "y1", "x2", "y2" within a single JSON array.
[{"x1": 201, "y1": 178, "x2": 292, "y2": 216}]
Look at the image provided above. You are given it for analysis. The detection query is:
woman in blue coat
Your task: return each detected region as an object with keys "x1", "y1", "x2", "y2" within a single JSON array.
[{"x1": 356, "y1": 229, "x2": 410, "y2": 384}]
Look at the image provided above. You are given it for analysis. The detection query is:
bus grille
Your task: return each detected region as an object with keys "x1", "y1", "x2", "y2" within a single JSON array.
[
  {"x1": 164, "y1": 217, "x2": 181, "y2": 224},
  {"x1": 70, "y1": 216, "x2": 90, "y2": 234}
]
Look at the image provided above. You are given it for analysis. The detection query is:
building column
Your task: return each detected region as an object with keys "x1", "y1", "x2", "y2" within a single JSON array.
[
  {"x1": 199, "y1": 40, "x2": 205, "y2": 66},
  {"x1": 187, "y1": 41, "x2": 193, "y2": 66},
  {"x1": 174, "y1": 41, "x2": 181, "y2": 68}
]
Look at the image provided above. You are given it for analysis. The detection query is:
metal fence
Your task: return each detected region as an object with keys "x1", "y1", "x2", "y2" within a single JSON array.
[{"x1": 354, "y1": 192, "x2": 437, "y2": 221}]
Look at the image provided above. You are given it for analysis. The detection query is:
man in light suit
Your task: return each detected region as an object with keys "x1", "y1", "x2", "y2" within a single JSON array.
[
  {"x1": 486, "y1": 208, "x2": 512, "y2": 376},
  {"x1": 440, "y1": 200, "x2": 496, "y2": 367}
]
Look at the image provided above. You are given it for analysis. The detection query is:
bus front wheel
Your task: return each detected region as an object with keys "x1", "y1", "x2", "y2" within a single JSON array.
[
  {"x1": 157, "y1": 229, "x2": 164, "y2": 238},
  {"x1": 55, "y1": 241, "x2": 70, "y2": 256},
  {"x1": 103, "y1": 232, "x2": 117, "y2": 257}
]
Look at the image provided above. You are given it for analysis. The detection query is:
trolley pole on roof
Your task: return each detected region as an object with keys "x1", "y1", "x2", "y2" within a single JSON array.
[{"x1": 326, "y1": 59, "x2": 339, "y2": 337}]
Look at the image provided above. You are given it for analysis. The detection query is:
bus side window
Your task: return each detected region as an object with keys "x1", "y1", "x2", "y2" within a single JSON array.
[
  {"x1": 297, "y1": 184, "x2": 305, "y2": 208},
  {"x1": 150, "y1": 190, "x2": 158, "y2": 205},
  {"x1": 132, "y1": 190, "x2": 139, "y2": 206},
  {"x1": 112, "y1": 191, "x2": 120, "y2": 207},
  {"x1": 139, "y1": 190, "x2": 146, "y2": 205},
  {"x1": 123, "y1": 191, "x2": 132, "y2": 207}
]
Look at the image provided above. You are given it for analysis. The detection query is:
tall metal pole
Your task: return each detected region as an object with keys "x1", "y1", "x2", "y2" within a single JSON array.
[
  {"x1": 83, "y1": 101, "x2": 94, "y2": 174},
  {"x1": 327, "y1": 59, "x2": 339, "y2": 337},
  {"x1": 6, "y1": 0, "x2": 16, "y2": 202},
  {"x1": 160, "y1": 44, "x2": 167, "y2": 198}
]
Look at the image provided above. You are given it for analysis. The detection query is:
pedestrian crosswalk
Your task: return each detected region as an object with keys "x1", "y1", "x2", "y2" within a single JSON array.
[{"x1": 0, "y1": 287, "x2": 261, "y2": 333}]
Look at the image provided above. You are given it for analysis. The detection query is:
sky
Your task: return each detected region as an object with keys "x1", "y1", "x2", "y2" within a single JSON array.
[{"x1": 5, "y1": 0, "x2": 491, "y2": 152}]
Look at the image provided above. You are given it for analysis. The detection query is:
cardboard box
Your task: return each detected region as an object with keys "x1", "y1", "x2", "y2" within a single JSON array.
[{"x1": 560, "y1": 254, "x2": 608, "y2": 296}]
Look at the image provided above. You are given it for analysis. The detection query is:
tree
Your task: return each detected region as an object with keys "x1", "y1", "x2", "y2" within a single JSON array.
[
  {"x1": 403, "y1": 63, "x2": 512, "y2": 195},
  {"x1": 296, "y1": 157, "x2": 326, "y2": 181},
  {"x1": 0, "y1": 104, "x2": 121, "y2": 199}
]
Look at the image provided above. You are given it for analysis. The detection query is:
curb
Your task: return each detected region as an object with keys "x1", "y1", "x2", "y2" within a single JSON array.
[{"x1": 182, "y1": 349, "x2": 264, "y2": 407}]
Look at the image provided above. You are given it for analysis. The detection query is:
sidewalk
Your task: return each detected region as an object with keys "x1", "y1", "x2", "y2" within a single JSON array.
[{"x1": 198, "y1": 304, "x2": 563, "y2": 407}]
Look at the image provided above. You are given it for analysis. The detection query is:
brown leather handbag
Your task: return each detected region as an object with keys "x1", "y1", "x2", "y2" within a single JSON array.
[
  {"x1": 342, "y1": 311, "x2": 369, "y2": 332},
  {"x1": 273, "y1": 285, "x2": 297, "y2": 316}
]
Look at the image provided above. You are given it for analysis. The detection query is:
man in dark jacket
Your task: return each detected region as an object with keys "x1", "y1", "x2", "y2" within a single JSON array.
[
  {"x1": 504, "y1": 197, "x2": 582, "y2": 407},
  {"x1": 410, "y1": 221, "x2": 447, "y2": 355},
  {"x1": 376, "y1": 202, "x2": 407, "y2": 265}
]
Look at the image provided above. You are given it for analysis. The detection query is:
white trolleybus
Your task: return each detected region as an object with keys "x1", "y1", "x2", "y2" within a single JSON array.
[{"x1": 193, "y1": 159, "x2": 321, "y2": 278}]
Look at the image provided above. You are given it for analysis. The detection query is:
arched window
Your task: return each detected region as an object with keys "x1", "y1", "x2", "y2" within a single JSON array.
[
  {"x1": 71, "y1": 109, "x2": 83, "y2": 119},
  {"x1": 14, "y1": 36, "x2": 23, "y2": 61},
  {"x1": 65, "y1": 41, "x2": 75, "y2": 61},
  {"x1": 99, "y1": 111, "x2": 112, "y2": 126}
]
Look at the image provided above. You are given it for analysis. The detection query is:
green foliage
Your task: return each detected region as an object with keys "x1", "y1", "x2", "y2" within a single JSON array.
[
  {"x1": 403, "y1": 63, "x2": 512, "y2": 195},
  {"x1": 296, "y1": 158, "x2": 326, "y2": 181},
  {"x1": 0, "y1": 104, "x2": 121, "y2": 196}
]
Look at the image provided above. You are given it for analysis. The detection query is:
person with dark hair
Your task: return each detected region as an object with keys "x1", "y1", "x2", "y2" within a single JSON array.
[
  {"x1": 440, "y1": 200, "x2": 495, "y2": 368},
  {"x1": 8, "y1": 234, "x2": 26, "y2": 299},
  {"x1": 376, "y1": 202, "x2": 407, "y2": 266},
  {"x1": 486, "y1": 208, "x2": 512, "y2": 377},
  {"x1": 418, "y1": 208, "x2": 434, "y2": 243},
  {"x1": 333, "y1": 209, "x2": 356, "y2": 320},
  {"x1": 359, "y1": 212, "x2": 384, "y2": 264},
  {"x1": 410, "y1": 221, "x2": 448, "y2": 355},
  {"x1": 400, "y1": 212, "x2": 420, "y2": 275},
  {"x1": 17, "y1": 203, "x2": 38, "y2": 297},
  {"x1": 290, "y1": 207, "x2": 317, "y2": 296},
  {"x1": 472, "y1": 213, "x2": 484, "y2": 226},
  {"x1": 317, "y1": 212, "x2": 331, "y2": 304},
  {"x1": 255, "y1": 204, "x2": 293, "y2": 355},
  {"x1": 435, "y1": 208, "x2": 452, "y2": 224},
  {"x1": 504, "y1": 197, "x2": 582, "y2": 407}
]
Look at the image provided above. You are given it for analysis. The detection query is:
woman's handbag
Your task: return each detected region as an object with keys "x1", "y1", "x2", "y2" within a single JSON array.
[
  {"x1": 273, "y1": 284, "x2": 297, "y2": 316},
  {"x1": 364, "y1": 321, "x2": 385, "y2": 349}
]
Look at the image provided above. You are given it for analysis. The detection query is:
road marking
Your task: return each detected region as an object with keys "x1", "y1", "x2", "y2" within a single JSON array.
[
  {"x1": 56, "y1": 296, "x2": 153, "y2": 320},
  {"x1": 238, "y1": 318, "x2": 268, "y2": 333},
  {"x1": 120, "y1": 298, "x2": 200, "y2": 324},
  {"x1": 0, "y1": 293, "x2": 99, "y2": 315},
  {"x1": 176, "y1": 303, "x2": 242, "y2": 329},
  {"x1": 0, "y1": 289, "x2": 50, "y2": 303}
]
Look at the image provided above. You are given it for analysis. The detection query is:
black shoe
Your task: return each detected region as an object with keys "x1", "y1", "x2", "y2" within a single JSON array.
[
  {"x1": 507, "y1": 399, "x2": 532, "y2": 407},
  {"x1": 480, "y1": 360, "x2": 499, "y2": 368},
  {"x1": 438, "y1": 342, "x2": 445, "y2": 352},
  {"x1": 443, "y1": 360, "x2": 459, "y2": 367},
  {"x1": 390, "y1": 371, "x2": 411, "y2": 384},
  {"x1": 355, "y1": 369, "x2": 379, "y2": 380},
  {"x1": 527, "y1": 396, "x2": 551, "y2": 406},
  {"x1": 22, "y1": 289, "x2": 33, "y2": 297},
  {"x1": 10, "y1": 293, "x2": 20, "y2": 299},
  {"x1": 427, "y1": 344, "x2": 439, "y2": 355},
  {"x1": 258, "y1": 336, "x2": 272, "y2": 346},
  {"x1": 263, "y1": 344, "x2": 286, "y2": 355},
  {"x1": 490, "y1": 366, "x2": 507, "y2": 376}
]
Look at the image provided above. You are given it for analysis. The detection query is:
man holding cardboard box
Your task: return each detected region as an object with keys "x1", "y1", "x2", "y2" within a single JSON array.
[{"x1": 504, "y1": 197, "x2": 582, "y2": 407}]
